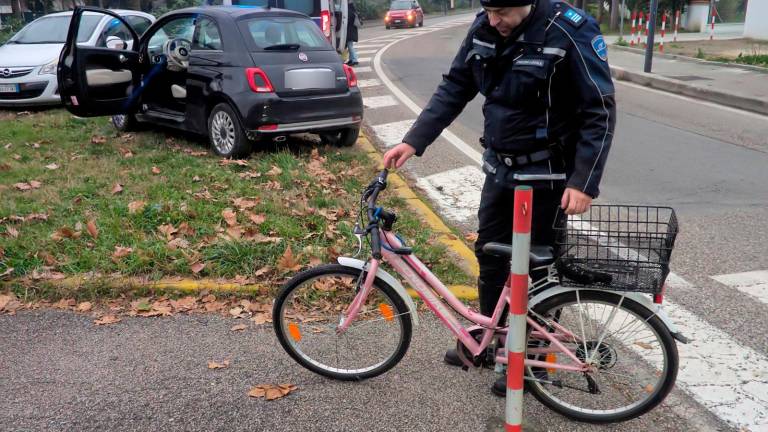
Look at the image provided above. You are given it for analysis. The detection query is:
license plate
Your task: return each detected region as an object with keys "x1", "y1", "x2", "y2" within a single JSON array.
[
  {"x1": 0, "y1": 84, "x2": 18, "y2": 93},
  {"x1": 394, "y1": 20, "x2": 402, "y2": 23}
]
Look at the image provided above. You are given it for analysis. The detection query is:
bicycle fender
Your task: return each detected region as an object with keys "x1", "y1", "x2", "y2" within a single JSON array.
[
  {"x1": 528, "y1": 287, "x2": 684, "y2": 340},
  {"x1": 337, "y1": 257, "x2": 420, "y2": 326}
]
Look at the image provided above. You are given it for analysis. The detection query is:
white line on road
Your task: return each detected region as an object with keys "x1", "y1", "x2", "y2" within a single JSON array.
[
  {"x1": 371, "y1": 119, "x2": 413, "y2": 147},
  {"x1": 357, "y1": 57, "x2": 372, "y2": 63},
  {"x1": 352, "y1": 66, "x2": 373, "y2": 73},
  {"x1": 711, "y1": 270, "x2": 768, "y2": 305},
  {"x1": 415, "y1": 166, "x2": 484, "y2": 222},
  {"x1": 357, "y1": 49, "x2": 379, "y2": 55},
  {"x1": 370, "y1": 24, "x2": 768, "y2": 430},
  {"x1": 363, "y1": 95, "x2": 399, "y2": 109},
  {"x1": 357, "y1": 78, "x2": 382, "y2": 88}
]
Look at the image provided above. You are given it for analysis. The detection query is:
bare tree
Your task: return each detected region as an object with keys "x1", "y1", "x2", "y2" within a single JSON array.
[{"x1": 610, "y1": 0, "x2": 620, "y2": 30}]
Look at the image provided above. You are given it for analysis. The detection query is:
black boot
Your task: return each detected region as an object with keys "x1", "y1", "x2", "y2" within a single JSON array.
[
  {"x1": 492, "y1": 375, "x2": 506, "y2": 397},
  {"x1": 444, "y1": 348, "x2": 463, "y2": 367}
]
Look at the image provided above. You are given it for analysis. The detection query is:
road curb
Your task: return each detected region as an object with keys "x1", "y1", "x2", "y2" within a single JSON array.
[
  {"x1": 611, "y1": 44, "x2": 768, "y2": 74},
  {"x1": 356, "y1": 133, "x2": 479, "y2": 300},
  {"x1": 610, "y1": 65, "x2": 768, "y2": 116}
]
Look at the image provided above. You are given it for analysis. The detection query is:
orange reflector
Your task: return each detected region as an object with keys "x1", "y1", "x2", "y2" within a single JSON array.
[
  {"x1": 545, "y1": 353, "x2": 557, "y2": 374},
  {"x1": 379, "y1": 303, "x2": 394, "y2": 321},
  {"x1": 288, "y1": 322, "x2": 302, "y2": 342}
]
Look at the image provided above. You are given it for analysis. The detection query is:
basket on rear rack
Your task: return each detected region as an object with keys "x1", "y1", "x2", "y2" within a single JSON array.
[{"x1": 553, "y1": 205, "x2": 678, "y2": 294}]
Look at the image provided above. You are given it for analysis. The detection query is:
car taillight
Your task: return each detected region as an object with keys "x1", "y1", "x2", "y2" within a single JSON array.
[
  {"x1": 321, "y1": 10, "x2": 331, "y2": 38},
  {"x1": 343, "y1": 64, "x2": 357, "y2": 88},
  {"x1": 246, "y1": 67, "x2": 274, "y2": 93}
]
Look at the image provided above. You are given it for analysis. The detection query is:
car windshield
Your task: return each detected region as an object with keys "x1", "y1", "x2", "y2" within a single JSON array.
[
  {"x1": 8, "y1": 15, "x2": 102, "y2": 44},
  {"x1": 390, "y1": 1, "x2": 413, "y2": 10},
  {"x1": 239, "y1": 17, "x2": 330, "y2": 51}
]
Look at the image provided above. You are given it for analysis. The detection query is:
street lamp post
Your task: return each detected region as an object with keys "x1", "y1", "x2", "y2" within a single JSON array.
[{"x1": 643, "y1": 0, "x2": 659, "y2": 73}]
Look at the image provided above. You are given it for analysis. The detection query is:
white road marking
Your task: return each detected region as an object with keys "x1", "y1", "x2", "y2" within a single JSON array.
[
  {"x1": 370, "y1": 25, "x2": 768, "y2": 430},
  {"x1": 711, "y1": 270, "x2": 768, "y2": 305},
  {"x1": 371, "y1": 119, "x2": 413, "y2": 147},
  {"x1": 363, "y1": 95, "x2": 399, "y2": 109},
  {"x1": 357, "y1": 78, "x2": 382, "y2": 88},
  {"x1": 352, "y1": 66, "x2": 373, "y2": 73},
  {"x1": 415, "y1": 166, "x2": 483, "y2": 222},
  {"x1": 356, "y1": 43, "x2": 387, "y2": 49},
  {"x1": 357, "y1": 57, "x2": 372, "y2": 63},
  {"x1": 357, "y1": 49, "x2": 379, "y2": 55}
]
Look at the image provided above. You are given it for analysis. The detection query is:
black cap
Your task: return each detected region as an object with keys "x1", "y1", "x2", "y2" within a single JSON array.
[{"x1": 480, "y1": 0, "x2": 534, "y2": 7}]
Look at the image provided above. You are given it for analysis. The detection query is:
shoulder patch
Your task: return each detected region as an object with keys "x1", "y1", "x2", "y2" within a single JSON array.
[
  {"x1": 562, "y1": 8, "x2": 585, "y2": 28},
  {"x1": 591, "y1": 35, "x2": 607, "y2": 61}
]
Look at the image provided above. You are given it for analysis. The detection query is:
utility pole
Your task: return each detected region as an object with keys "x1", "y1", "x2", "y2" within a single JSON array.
[
  {"x1": 643, "y1": 0, "x2": 659, "y2": 73},
  {"x1": 619, "y1": 0, "x2": 625, "y2": 38}
]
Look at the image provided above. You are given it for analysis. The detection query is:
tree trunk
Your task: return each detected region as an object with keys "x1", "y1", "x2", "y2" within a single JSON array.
[
  {"x1": 597, "y1": 0, "x2": 604, "y2": 23},
  {"x1": 610, "y1": 0, "x2": 620, "y2": 30}
]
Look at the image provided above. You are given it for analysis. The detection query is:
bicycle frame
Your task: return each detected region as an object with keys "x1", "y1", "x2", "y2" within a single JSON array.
[{"x1": 341, "y1": 228, "x2": 590, "y2": 373}]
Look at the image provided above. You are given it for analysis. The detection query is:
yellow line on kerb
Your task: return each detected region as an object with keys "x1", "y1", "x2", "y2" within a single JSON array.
[{"x1": 357, "y1": 134, "x2": 479, "y2": 301}]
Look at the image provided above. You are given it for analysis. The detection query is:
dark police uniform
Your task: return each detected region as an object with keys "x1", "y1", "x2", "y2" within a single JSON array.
[{"x1": 402, "y1": 0, "x2": 616, "y2": 317}]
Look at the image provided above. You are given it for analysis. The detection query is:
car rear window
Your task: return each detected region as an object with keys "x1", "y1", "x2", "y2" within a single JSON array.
[
  {"x1": 238, "y1": 16, "x2": 330, "y2": 51},
  {"x1": 9, "y1": 15, "x2": 101, "y2": 44},
  {"x1": 281, "y1": 0, "x2": 320, "y2": 17},
  {"x1": 390, "y1": 0, "x2": 412, "y2": 10}
]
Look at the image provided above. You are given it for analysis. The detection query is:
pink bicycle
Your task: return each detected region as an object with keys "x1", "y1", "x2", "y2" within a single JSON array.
[{"x1": 273, "y1": 170, "x2": 685, "y2": 423}]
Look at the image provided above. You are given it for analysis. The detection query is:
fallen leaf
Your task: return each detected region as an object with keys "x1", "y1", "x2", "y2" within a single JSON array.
[
  {"x1": 201, "y1": 294, "x2": 216, "y2": 303},
  {"x1": 94, "y1": 315, "x2": 121, "y2": 325},
  {"x1": 111, "y1": 246, "x2": 133, "y2": 262},
  {"x1": 157, "y1": 224, "x2": 178, "y2": 240},
  {"x1": 222, "y1": 209, "x2": 238, "y2": 226},
  {"x1": 225, "y1": 226, "x2": 242, "y2": 240},
  {"x1": 0, "y1": 267, "x2": 14, "y2": 278},
  {"x1": 119, "y1": 147, "x2": 133, "y2": 158},
  {"x1": 219, "y1": 159, "x2": 249, "y2": 167},
  {"x1": 14, "y1": 182, "x2": 32, "y2": 191},
  {"x1": 24, "y1": 213, "x2": 48, "y2": 222},
  {"x1": 167, "y1": 238, "x2": 190, "y2": 250},
  {"x1": 643, "y1": 384, "x2": 654, "y2": 393},
  {"x1": 171, "y1": 296, "x2": 197, "y2": 311},
  {"x1": 51, "y1": 227, "x2": 81, "y2": 241},
  {"x1": 465, "y1": 233, "x2": 479, "y2": 242},
  {"x1": 90, "y1": 135, "x2": 107, "y2": 144},
  {"x1": 111, "y1": 183, "x2": 123, "y2": 195},
  {"x1": 229, "y1": 307, "x2": 244, "y2": 317},
  {"x1": 45, "y1": 163, "x2": 59, "y2": 170},
  {"x1": 5, "y1": 226, "x2": 19, "y2": 238},
  {"x1": 238, "y1": 171, "x2": 261, "y2": 179},
  {"x1": 77, "y1": 302, "x2": 93, "y2": 312},
  {"x1": 208, "y1": 360, "x2": 230, "y2": 369},
  {"x1": 277, "y1": 245, "x2": 301, "y2": 272},
  {"x1": 12, "y1": 154, "x2": 21, "y2": 160},
  {"x1": 233, "y1": 197, "x2": 259, "y2": 210},
  {"x1": 230, "y1": 323, "x2": 247, "y2": 332},
  {"x1": 191, "y1": 262, "x2": 206, "y2": 274},
  {"x1": 267, "y1": 165, "x2": 283, "y2": 176},
  {"x1": 177, "y1": 222, "x2": 195, "y2": 237},
  {"x1": 151, "y1": 166, "x2": 161, "y2": 175},
  {"x1": 39, "y1": 251, "x2": 58, "y2": 266},
  {"x1": 128, "y1": 201, "x2": 146, "y2": 214},
  {"x1": 192, "y1": 175, "x2": 201, "y2": 182},
  {"x1": 634, "y1": 341, "x2": 654, "y2": 350},
  {"x1": 251, "y1": 313, "x2": 270, "y2": 325},
  {"x1": 0, "y1": 293, "x2": 15, "y2": 310},
  {"x1": 246, "y1": 211, "x2": 266, "y2": 225},
  {"x1": 204, "y1": 301, "x2": 224, "y2": 312},
  {"x1": 86, "y1": 220, "x2": 99, "y2": 239},
  {"x1": 254, "y1": 266, "x2": 271, "y2": 277},
  {"x1": 248, "y1": 384, "x2": 297, "y2": 400}
]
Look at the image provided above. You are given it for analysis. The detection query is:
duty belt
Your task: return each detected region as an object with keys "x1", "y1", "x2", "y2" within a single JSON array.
[{"x1": 495, "y1": 148, "x2": 553, "y2": 167}]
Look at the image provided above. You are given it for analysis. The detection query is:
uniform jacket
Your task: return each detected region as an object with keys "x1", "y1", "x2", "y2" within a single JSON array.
[
  {"x1": 402, "y1": 0, "x2": 616, "y2": 198},
  {"x1": 347, "y1": 3, "x2": 360, "y2": 43}
]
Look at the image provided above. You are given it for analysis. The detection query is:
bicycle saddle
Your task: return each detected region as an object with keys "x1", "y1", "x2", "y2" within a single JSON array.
[{"x1": 482, "y1": 242, "x2": 555, "y2": 267}]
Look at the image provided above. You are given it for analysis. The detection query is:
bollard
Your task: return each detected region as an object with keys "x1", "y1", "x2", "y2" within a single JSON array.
[
  {"x1": 505, "y1": 186, "x2": 533, "y2": 432},
  {"x1": 673, "y1": 10, "x2": 680, "y2": 42},
  {"x1": 637, "y1": 12, "x2": 644, "y2": 47},
  {"x1": 709, "y1": 7, "x2": 716, "y2": 40},
  {"x1": 630, "y1": 11, "x2": 637, "y2": 47},
  {"x1": 660, "y1": 12, "x2": 666, "y2": 53}
]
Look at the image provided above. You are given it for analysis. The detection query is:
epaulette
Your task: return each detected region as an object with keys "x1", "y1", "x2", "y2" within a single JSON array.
[{"x1": 552, "y1": 2, "x2": 586, "y2": 29}]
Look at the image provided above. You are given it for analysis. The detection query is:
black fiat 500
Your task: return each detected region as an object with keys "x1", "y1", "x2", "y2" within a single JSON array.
[{"x1": 58, "y1": 6, "x2": 363, "y2": 157}]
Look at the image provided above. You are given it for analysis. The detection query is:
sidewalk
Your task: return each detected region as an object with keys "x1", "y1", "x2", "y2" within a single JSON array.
[{"x1": 607, "y1": 46, "x2": 768, "y2": 115}]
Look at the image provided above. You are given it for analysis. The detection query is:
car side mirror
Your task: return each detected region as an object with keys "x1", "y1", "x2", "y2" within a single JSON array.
[{"x1": 105, "y1": 35, "x2": 127, "y2": 50}]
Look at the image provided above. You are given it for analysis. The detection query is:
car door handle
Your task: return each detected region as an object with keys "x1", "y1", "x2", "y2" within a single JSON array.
[{"x1": 118, "y1": 54, "x2": 128, "y2": 63}]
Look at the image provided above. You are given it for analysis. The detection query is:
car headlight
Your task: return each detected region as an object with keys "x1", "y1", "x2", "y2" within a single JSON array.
[{"x1": 38, "y1": 60, "x2": 58, "y2": 75}]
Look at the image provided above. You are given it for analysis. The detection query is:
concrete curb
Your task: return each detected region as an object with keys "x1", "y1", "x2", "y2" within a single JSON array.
[
  {"x1": 611, "y1": 44, "x2": 768, "y2": 74},
  {"x1": 610, "y1": 65, "x2": 768, "y2": 116},
  {"x1": 2, "y1": 136, "x2": 479, "y2": 301}
]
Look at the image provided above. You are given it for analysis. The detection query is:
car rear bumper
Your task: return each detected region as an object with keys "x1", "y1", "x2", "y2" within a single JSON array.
[
  {"x1": 238, "y1": 90, "x2": 364, "y2": 134},
  {"x1": 0, "y1": 73, "x2": 60, "y2": 106}
]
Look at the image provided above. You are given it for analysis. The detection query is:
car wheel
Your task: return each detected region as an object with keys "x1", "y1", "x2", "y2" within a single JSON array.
[
  {"x1": 208, "y1": 103, "x2": 251, "y2": 158},
  {"x1": 111, "y1": 114, "x2": 139, "y2": 132},
  {"x1": 418, "y1": 19, "x2": 423, "y2": 27},
  {"x1": 320, "y1": 126, "x2": 359, "y2": 147},
  {"x1": 385, "y1": 25, "x2": 390, "y2": 29}
]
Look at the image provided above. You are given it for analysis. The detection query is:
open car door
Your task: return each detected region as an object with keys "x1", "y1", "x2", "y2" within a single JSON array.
[
  {"x1": 334, "y1": 0, "x2": 348, "y2": 54},
  {"x1": 58, "y1": 7, "x2": 141, "y2": 117}
]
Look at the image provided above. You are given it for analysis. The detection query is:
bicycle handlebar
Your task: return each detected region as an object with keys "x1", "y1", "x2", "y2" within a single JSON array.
[{"x1": 363, "y1": 169, "x2": 388, "y2": 259}]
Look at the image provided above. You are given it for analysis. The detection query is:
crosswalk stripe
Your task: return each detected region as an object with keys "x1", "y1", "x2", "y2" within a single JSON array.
[
  {"x1": 357, "y1": 57, "x2": 372, "y2": 63},
  {"x1": 363, "y1": 95, "x2": 398, "y2": 109},
  {"x1": 371, "y1": 119, "x2": 413, "y2": 147},
  {"x1": 352, "y1": 66, "x2": 373, "y2": 73},
  {"x1": 357, "y1": 78, "x2": 382, "y2": 88},
  {"x1": 711, "y1": 270, "x2": 768, "y2": 305},
  {"x1": 357, "y1": 49, "x2": 379, "y2": 55},
  {"x1": 415, "y1": 166, "x2": 483, "y2": 222}
]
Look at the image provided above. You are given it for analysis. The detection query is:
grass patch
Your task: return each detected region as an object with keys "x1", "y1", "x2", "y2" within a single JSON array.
[{"x1": 0, "y1": 109, "x2": 473, "y2": 298}]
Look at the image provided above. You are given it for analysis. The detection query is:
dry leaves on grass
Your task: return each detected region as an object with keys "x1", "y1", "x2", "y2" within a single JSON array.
[
  {"x1": 465, "y1": 232, "x2": 479, "y2": 242},
  {"x1": 51, "y1": 226, "x2": 82, "y2": 241},
  {"x1": 90, "y1": 135, "x2": 107, "y2": 144},
  {"x1": 45, "y1": 163, "x2": 59, "y2": 170},
  {"x1": 167, "y1": 237, "x2": 190, "y2": 250},
  {"x1": 111, "y1": 183, "x2": 123, "y2": 195},
  {"x1": 233, "y1": 197, "x2": 259, "y2": 210},
  {"x1": 0, "y1": 267, "x2": 15, "y2": 278},
  {"x1": 151, "y1": 166, "x2": 161, "y2": 175},
  {"x1": 245, "y1": 211, "x2": 266, "y2": 225},
  {"x1": 251, "y1": 313, "x2": 271, "y2": 325},
  {"x1": 222, "y1": 208, "x2": 238, "y2": 226},
  {"x1": 157, "y1": 224, "x2": 178, "y2": 241},
  {"x1": 266, "y1": 165, "x2": 283, "y2": 176},
  {"x1": 14, "y1": 180, "x2": 42, "y2": 191},
  {"x1": 4, "y1": 226, "x2": 19, "y2": 238},
  {"x1": 248, "y1": 384, "x2": 297, "y2": 400},
  {"x1": 111, "y1": 246, "x2": 133, "y2": 262},
  {"x1": 77, "y1": 302, "x2": 93, "y2": 312},
  {"x1": 128, "y1": 201, "x2": 146, "y2": 214},
  {"x1": 0, "y1": 293, "x2": 22, "y2": 313},
  {"x1": 190, "y1": 262, "x2": 206, "y2": 274},
  {"x1": 94, "y1": 315, "x2": 121, "y2": 325},
  {"x1": 86, "y1": 220, "x2": 99, "y2": 239},
  {"x1": 208, "y1": 360, "x2": 230, "y2": 369},
  {"x1": 219, "y1": 159, "x2": 249, "y2": 167},
  {"x1": 277, "y1": 245, "x2": 302, "y2": 272}
]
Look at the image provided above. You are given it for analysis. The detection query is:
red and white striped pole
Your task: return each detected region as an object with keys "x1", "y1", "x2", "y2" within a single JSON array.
[
  {"x1": 673, "y1": 10, "x2": 680, "y2": 42},
  {"x1": 710, "y1": 6, "x2": 716, "y2": 40},
  {"x1": 505, "y1": 185, "x2": 533, "y2": 432},
  {"x1": 629, "y1": 10, "x2": 637, "y2": 47},
  {"x1": 644, "y1": 11, "x2": 650, "y2": 47},
  {"x1": 637, "y1": 12, "x2": 644, "y2": 47},
  {"x1": 660, "y1": 12, "x2": 667, "y2": 53}
]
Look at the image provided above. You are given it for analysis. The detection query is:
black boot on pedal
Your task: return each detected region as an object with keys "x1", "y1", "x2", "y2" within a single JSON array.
[{"x1": 444, "y1": 348, "x2": 463, "y2": 367}]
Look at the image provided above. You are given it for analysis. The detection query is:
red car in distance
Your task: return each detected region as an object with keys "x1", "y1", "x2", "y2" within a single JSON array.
[{"x1": 384, "y1": 0, "x2": 424, "y2": 29}]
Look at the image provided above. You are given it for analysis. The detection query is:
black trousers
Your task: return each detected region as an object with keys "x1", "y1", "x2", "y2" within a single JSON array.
[{"x1": 474, "y1": 176, "x2": 565, "y2": 318}]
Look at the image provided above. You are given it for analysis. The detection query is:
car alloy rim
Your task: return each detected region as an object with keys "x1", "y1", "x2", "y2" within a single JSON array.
[
  {"x1": 212, "y1": 111, "x2": 236, "y2": 154},
  {"x1": 113, "y1": 115, "x2": 126, "y2": 128}
]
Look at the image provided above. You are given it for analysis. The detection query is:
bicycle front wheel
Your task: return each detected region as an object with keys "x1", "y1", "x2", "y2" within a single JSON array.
[
  {"x1": 273, "y1": 264, "x2": 413, "y2": 381},
  {"x1": 526, "y1": 290, "x2": 679, "y2": 423}
]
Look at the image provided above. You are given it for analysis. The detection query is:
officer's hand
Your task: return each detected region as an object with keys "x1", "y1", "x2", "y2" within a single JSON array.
[
  {"x1": 561, "y1": 188, "x2": 592, "y2": 215},
  {"x1": 382, "y1": 143, "x2": 416, "y2": 169}
]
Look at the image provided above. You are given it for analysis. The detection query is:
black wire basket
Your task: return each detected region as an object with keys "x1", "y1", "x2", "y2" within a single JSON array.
[{"x1": 553, "y1": 205, "x2": 678, "y2": 294}]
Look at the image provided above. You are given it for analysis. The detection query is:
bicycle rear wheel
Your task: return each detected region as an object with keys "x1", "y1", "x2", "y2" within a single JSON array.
[
  {"x1": 273, "y1": 264, "x2": 413, "y2": 381},
  {"x1": 526, "y1": 290, "x2": 679, "y2": 423}
]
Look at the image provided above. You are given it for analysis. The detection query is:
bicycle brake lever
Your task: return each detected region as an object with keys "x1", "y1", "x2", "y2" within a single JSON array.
[{"x1": 352, "y1": 223, "x2": 364, "y2": 257}]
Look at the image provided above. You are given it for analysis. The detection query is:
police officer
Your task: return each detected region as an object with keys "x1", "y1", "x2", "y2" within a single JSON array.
[{"x1": 382, "y1": 0, "x2": 616, "y2": 396}]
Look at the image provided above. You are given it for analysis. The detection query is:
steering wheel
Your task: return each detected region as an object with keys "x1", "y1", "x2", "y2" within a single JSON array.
[{"x1": 163, "y1": 38, "x2": 192, "y2": 71}]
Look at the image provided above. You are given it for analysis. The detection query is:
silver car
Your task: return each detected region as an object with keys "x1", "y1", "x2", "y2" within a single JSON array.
[{"x1": 0, "y1": 9, "x2": 154, "y2": 106}]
